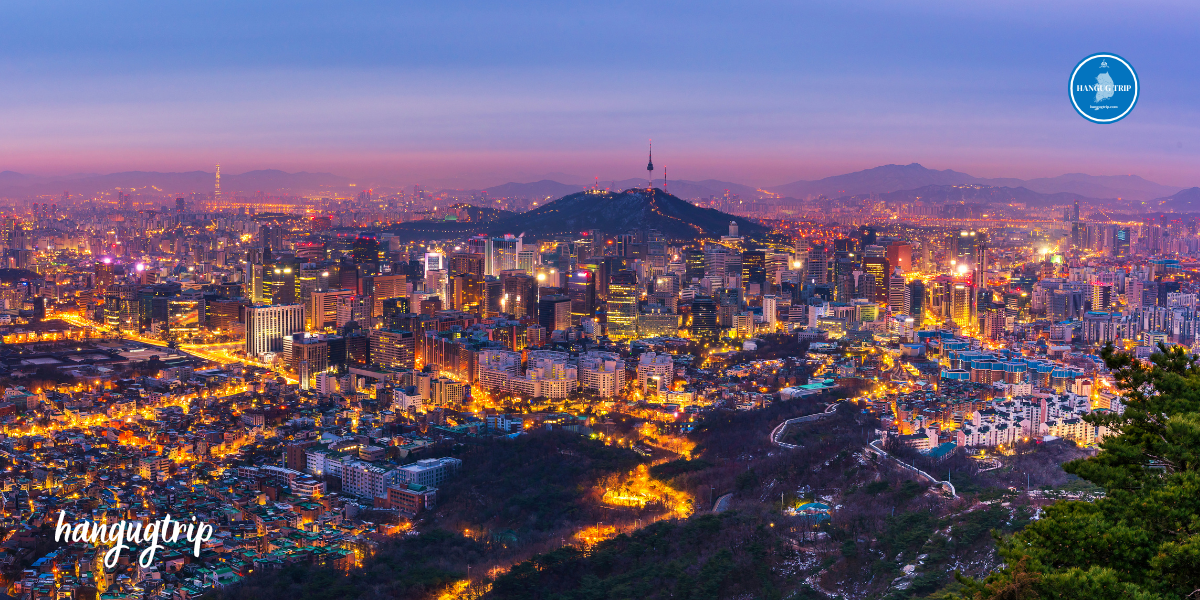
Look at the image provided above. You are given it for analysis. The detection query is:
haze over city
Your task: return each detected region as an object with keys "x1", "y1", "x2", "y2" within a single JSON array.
[
  {"x1": 0, "y1": 3, "x2": 1198, "y2": 600},
  {"x1": 1, "y1": 1, "x2": 1198, "y2": 188}
]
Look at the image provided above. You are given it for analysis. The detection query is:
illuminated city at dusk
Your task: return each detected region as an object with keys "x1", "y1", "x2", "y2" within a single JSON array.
[{"x1": 0, "y1": 3, "x2": 1197, "y2": 600}]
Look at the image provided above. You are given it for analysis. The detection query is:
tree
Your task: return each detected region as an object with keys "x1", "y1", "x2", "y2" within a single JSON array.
[{"x1": 961, "y1": 343, "x2": 1200, "y2": 599}]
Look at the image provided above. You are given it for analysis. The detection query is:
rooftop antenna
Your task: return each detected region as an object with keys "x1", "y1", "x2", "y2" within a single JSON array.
[
  {"x1": 664, "y1": 167, "x2": 667, "y2": 193},
  {"x1": 646, "y1": 139, "x2": 654, "y2": 190}
]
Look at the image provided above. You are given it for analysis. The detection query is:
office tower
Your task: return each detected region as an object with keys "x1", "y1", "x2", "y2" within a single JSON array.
[
  {"x1": 950, "y1": 284, "x2": 972, "y2": 327},
  {"x1": 691, "y1": 296, "x2": 720, "y2": 341},
  {"x1": 833, "y1": 254, "x2": 857, "y2": 301},
  {"x1": 380, "y1": 296, "x2": 410, "y2": 328},
  {"x1": 175, "y1": 197, "x2": 185, "y2": 214},
  {"x1": 447, "y1": 272, "x2": 483, "y2": 313},
  {"x1": 500, "y1": 271, "x2": 537, "y2": 319},
  {"x1": 606, "y1": 269, "x2": 639, "y2": 339},
  {"x1": 972, "y1": 233, "x2": 988, "y2": 287},
  {"x1": 95, "y1": 260, "x2": 116, "y2": 290},
  {"x1": 741, "y1": 249, "x2": 767, "y2": 293},
  {"x1": 246, "y1": 304, "x2": 305, "y2": 357},
  {"x1": 336, "y1": 294, "x2": 371, "y2": 329},
  {"x1": 1092, "y1": 282, "x2": 1113, "y2": 312},
  {"x1": 263, "y1": 265, "x2": 294, "y2": 305},
  {"x1": 886, "y1": 242, "x2": 912, "y2": 273},
  {"x1": 615, "y1": 234, "x2": 634, "y2": 257},
  {"x1": 448, "y1": 252, "x2": 485, "y2": 278},
  {"x1": 762, "y1": 294, "x2": 778, "y2": 330},
  {"x1": 567, "y1": 269, "x2": 596, "y2": 325},
  {"x1": 361, "y1": 273, "x2": 406, "y2": 318},
  {"x1": 862, "y1": 256, "x2": 890, "y2": 303},
  {"x1": 517, "y1": 249, "x2": 538, "y2": 275},
  {"x1": 369, "y1": 329, "x2": 416, "y2": 369},
  {"x1": 728, "y1": 221, "x2": 738, "y2": 238},
  {"x1": 858, "y1": 225, "x2": 877, "y2": 247},
  {"x1": 309, "y1": 289, "x2": 356, "y2": 330},
  {"x1": 683, "y1": 248, "x2": 706, "y2": 282},
  {"x1": 951, "y1": 230, "x2": 979, "y2": 274},
  {"x1": 538, "y1": 294, "x2": 572, "y2": 332},
  {"x1": 805, "y1": 244, "x2": 828, "y2": 284},
  {"x1": 352, "y1": 235, "x2": 380, "y2": 263},
  {"x1": 260, "y1": 224, "x2": 285, "y2": 251},
  {"x1": 705, "y1": 246, "x2": 729, "y2": 281},
  {"x1": 492, "y1": 234, "x2": 521, "y2": 273},
  {"x1": 1113, "y1": 228, "x2": 1131, "y2": 257},
  {"x1": 465, "y1": 234, "x2": 492, "y2": 274},
  {"x1": 423, "y1": 252, "x2": 445, "y2": 274},
  {"x1": 908, "y1": 280, "x2": 925, "y2": 326},
  {"x1": 887, "y1": 268, "x2": 910, "y2": 315}
]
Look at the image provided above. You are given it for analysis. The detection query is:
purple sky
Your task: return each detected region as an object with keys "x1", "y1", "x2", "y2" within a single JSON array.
[{"x1": 0, "y1": 1, "x2": 1197, "y2": 188}]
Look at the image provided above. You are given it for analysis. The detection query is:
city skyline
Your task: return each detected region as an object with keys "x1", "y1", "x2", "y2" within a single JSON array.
[{"x1": 0, "y1": 1, "x2": 1197, "y2": 188}]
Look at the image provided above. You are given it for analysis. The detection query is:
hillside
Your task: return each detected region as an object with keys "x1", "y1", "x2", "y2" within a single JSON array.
[
  {"x1": 388, "y1": 187, "x2": 764, "y2": 241},
  {"x1": 771, "y1": 163, "x2": 978, "y2": 198},
  {"x1": 1153, "y1": 186, "x2": 1200, "y2": 212},
  {"x1": 491, "y1": 187, "x2": 764, "y2": 239},
  {"x1": 870, "y1": 184, "x2": 1103, "y2": 208},
  {"x1": 771, "y1": 163, "x2": 1181, "y2": 202}
]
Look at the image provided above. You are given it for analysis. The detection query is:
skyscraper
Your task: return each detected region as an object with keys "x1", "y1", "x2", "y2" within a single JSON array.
[
  {"x1": 606, "y1": 269, "x2": 639, "y2": 339},
  {"x1": 762, "y1": 295, "x2": 777, "y2": 330},
  {"x1": 538, "y1": 294, "x2": 572, "y2": 332},
  {"x1": 492, "y1": 234, "x2": 521, "y2": 273},
  {"x1": 862, "y1": 256, "x2": 890, "y2": 303},
  {"x1": 246, "y1": 304, "x2": 305, "y2": 357},
  {"x1": 568, "y1": 269, "x2": 596, "y2": 325},
  {"x1": 691, "y1": 296, "x2": 720, "y2": 341}
]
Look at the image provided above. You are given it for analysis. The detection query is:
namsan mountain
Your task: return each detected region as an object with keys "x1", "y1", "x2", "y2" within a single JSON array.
[{"x1": 487, "y1": 187, "x2": 764, "y2": 240}]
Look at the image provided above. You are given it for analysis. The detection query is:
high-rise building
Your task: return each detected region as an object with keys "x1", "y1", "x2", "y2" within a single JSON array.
[
  {"x1": 762, "y1": 294, "x2": 778, "y2": 330},
  {"x1": 908, "y1": 280, "x2": 925, "y2": 326},
  {"x1": 741, "y1": 249, "x2": 767, "y2": 293},
  {"x1": 887, "y1": 268, "x2": 910, "y2": 315},
  {"x1": 862, "y1": 256, "x2": 890, "y2": 303},
  {"x1": 492, "y1": 234, "x2": 521, "y2": 273},
  {"x1": 352, "y1": 235, "x2": 381, "y2": 263},
  {"x1": 690, "y1": 296, "x2": 720, "y2": 341},
  {"x1": 500, "y1": 271, "x2": 537, "y2": 319},
  {"x1": 805, "y1": 245, "x2": 828, "y2": 284},
  {"x1": 246, "y1": 304, "x2": 305, "y2": 357},
  {"x1": 950, "y1": 284, "x2": 972, "y2": 328},
  {"x1": 567, "y1": 269, "x2": 596, "y2": 325},
  {"x1": 517, "y1": 249, "x2": 538, "y2": 275},
  {"x1": 537, "y1": 294, "x2": 572, "y2": 332},
  {"x1": 309, "y1": 289, "x2": 355, "y2": 330},
  {"x1": 606, "y1": 270, "x2": 639, "y2": 339},
  {"x1": 886, "y1": 243, "x2": 912, "y2": 273},
  {"x1": 448, "y1": 252, "x2": 484, "y2": 279},
  {"x1": 683, "y1": 248, "x2": 706, "y2": 282},
  {"x1": 370, "y1": 329, "x2": 416, "y2": 369}
]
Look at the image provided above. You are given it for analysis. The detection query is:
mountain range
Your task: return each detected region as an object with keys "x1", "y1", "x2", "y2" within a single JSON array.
[
  {"x1": 767, "y1": 163, "x2": 1181, "y2": 202},
  {"x1": 0, "y1": 163, "x2": 1188, "y2": 207},
  {"x1": 389, "y1": 188, "x2": 763, "y2": 242},
  {"x1": 0, "y1": 169, "x2": 349, "y2": 198}
]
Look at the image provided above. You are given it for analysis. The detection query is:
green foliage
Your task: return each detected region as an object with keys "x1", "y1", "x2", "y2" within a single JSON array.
[
  {"x1": 649, "y1": 458, "x2": 714, "y2": 481},
  {"x1": 734, "y1": 468, "x2": 759, "y2": 491},
  {"x1": 438, "y1": 430, "x2": 643, "y2": 533},
  {"x1": 224, "y1": 529, "x2": 482, "y2": 600},
  {"x1": 489, "y1": 513, "x2": 784, "y2": 600},
  {"x1": 962, "y1": 344, "x2": 1200, "y2": 599},
  {"x1": 864, "y1": 479, "x2": 891, "y2": 494},
  {"x1": 879, "y1": 511, "x2": 936, "y2": 557}
]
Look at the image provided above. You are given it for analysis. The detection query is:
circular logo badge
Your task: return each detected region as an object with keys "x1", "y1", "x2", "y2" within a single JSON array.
[{"x1": 1070, "y1": 53, "x2": 1138, "y2": 123}]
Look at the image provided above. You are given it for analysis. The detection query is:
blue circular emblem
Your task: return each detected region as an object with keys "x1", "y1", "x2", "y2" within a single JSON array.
[{"x1": 1070, "y1": 53, "x2": 1138, "y2": 123}]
